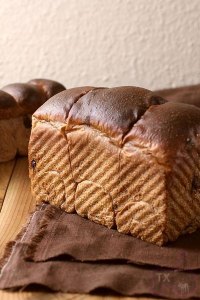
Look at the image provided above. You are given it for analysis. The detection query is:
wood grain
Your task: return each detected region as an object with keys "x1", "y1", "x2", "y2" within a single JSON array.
[
  {"x1": 0, "y1": 291, "x2": 156, "y2": 300},
  {"x1": 0, "y1": 160, "x2": 16, "y2": 211},
  {"x1": 0, "y1": 158, "x2": 158, "y2": 300},
  {"x1": 0, "y1": 158, "x2": 36, "y2": 258}
]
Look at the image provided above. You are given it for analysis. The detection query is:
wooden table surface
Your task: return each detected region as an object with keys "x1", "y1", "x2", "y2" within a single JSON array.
[{"x1": 0, "y1": 157, "x2": 158, "y2": 300}]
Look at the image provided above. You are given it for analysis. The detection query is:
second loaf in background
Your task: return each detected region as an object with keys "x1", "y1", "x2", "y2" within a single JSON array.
[
  {"x1": 155, "y1": 84, "x2": 200, "y2": 107},
  {"x1": 29, "y1": 86, "x2": 200, "y2": 246},
  {"x1": 0, "y1": 79, "x2": 66, "y2": 162}
]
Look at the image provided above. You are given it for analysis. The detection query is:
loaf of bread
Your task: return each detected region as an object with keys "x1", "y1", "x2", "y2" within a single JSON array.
[
  {"x1": 0, "y1": 79, "x2": 65, "y2": 162},
  {"x1": 29, "y1": 86, "x2": 200, "y2": 246},
  {"x1": 155, "y1": 84, "x2": 200, "y2": 107}
]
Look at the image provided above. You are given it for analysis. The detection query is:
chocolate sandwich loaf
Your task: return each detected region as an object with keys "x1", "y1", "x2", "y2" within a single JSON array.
[
  {"x1": 29, "y1": 86, "x2": 200, "y2": 246},
  {"x1": 0, "y1": 79, "x2": 65, "y2": 162}
]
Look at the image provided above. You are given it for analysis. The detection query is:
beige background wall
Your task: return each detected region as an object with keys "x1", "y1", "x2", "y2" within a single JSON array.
[{"x1": 0, "y1": 0, "x2": 199, "y2": 90}]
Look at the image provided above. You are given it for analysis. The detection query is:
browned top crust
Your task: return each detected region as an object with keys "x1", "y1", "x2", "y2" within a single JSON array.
[
  {"x1": 125, "y1": 102, "x2": 200, "y2": 164},
  {"x1": 155, "y1": 84, "x2": 200, "y2": 107},
  {"x1": 28, "y1": 79, "x2": 66, "y2": 99},
  {"x1": 34, "y1": 86, "x2": 200, "y2": 165},
  {"x1": 34, "y1": 86, "x2": 96, "y2": 123},
  {"x1": 34, "y1": 86, "x2": 165, "y2": 144},
  {"x1": 0, "y1": 79, "x2": 66, "y2": 119}
]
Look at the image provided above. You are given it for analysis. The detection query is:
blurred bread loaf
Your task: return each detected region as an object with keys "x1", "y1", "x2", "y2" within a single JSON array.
[
  {"x1": 0, "y1": 79, "x2": 65, "y2": 162},
  {"x1": 155, "y1": 84, "x2": 200, "y2": 107}
]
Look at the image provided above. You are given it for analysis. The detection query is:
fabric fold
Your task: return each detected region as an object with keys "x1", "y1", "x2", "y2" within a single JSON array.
[
  {"x1": 1, "y1": 242, "x2": 200, "y2": 299},
  {"x1": 1, "y1": 203, "x2": 200, "y2": 299},
  {"x1": 25, "y1": 204, "x2": 200, "y2": 271}
]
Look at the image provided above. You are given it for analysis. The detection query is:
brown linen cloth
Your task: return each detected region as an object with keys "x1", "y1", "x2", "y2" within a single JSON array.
[
  {"x1": 1, "y1": 204, "x2": 200, "y2": 299},
  {"x1": 25, "y1": 205, "x2": 200, "y2": 271},
  {"x1": 154, "y1": 84, "x2": 200, "y2": 107}
]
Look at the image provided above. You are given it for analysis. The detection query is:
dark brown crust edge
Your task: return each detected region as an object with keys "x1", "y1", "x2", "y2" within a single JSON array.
[{"x1": 0, "y1": 79, "x2": 66, "y2": 119}]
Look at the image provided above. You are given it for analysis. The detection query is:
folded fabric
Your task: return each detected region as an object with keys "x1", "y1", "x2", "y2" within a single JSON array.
[
  {"x1": 1, "y1": 204, "x2": 200, "y2": 299},
  {"x1": 24, "y1": 204, "x2": 200, "y2": 271},
  {"x1": 1, "y1": 242, "x2": 200, "y2": 299}
]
